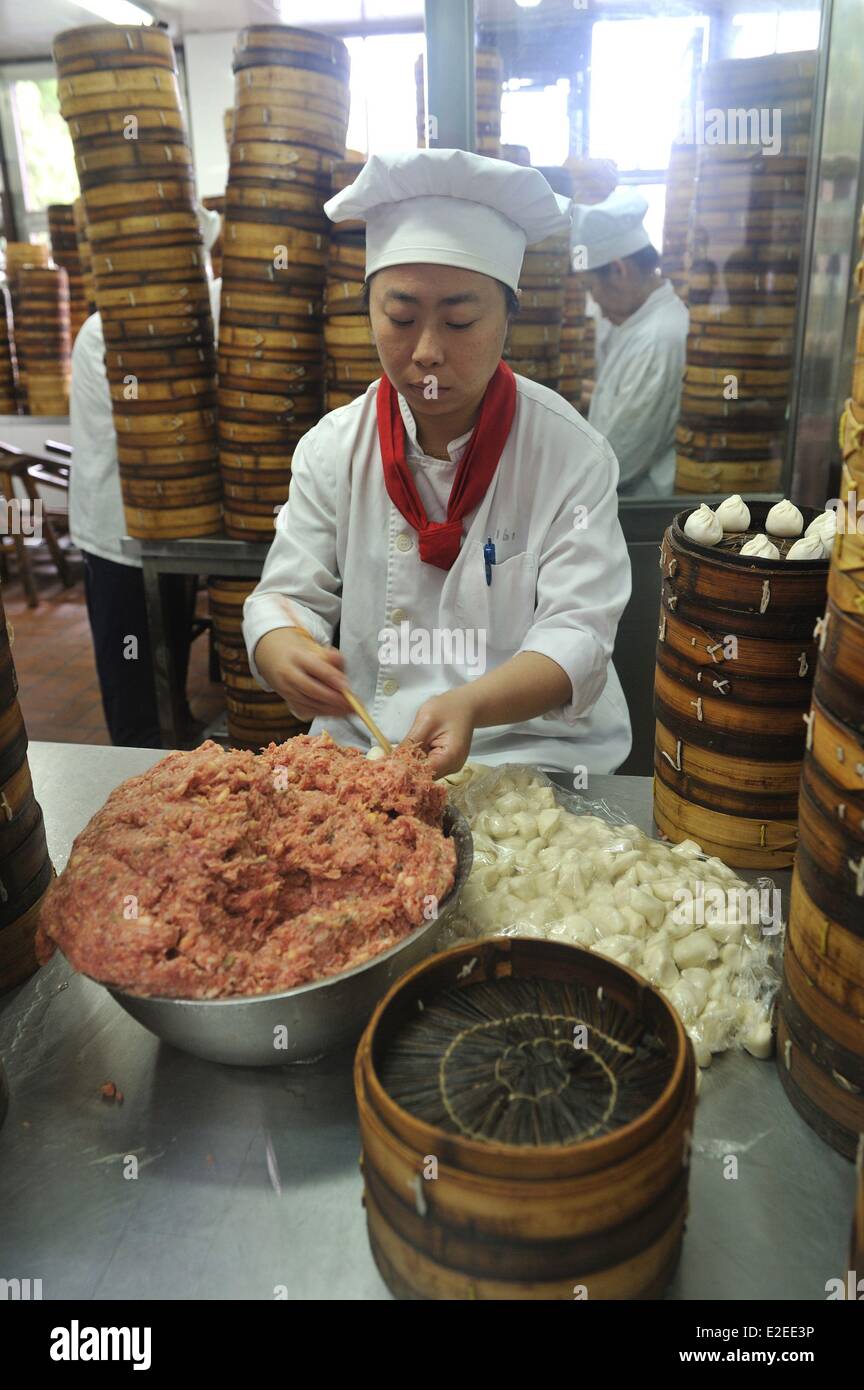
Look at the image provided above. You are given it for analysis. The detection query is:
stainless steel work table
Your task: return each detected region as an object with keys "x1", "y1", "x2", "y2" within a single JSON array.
[
  {"x1": 0, "y1": 743, "x2": 855, "y2": 1301},
  {"x1": 120, "y1": 536, "x2": 270, "y2": 750}
]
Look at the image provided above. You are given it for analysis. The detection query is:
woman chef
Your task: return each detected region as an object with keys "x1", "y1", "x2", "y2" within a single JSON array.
[{"x1": 243, "y1": 149, "x2": 632, "y2": 778}]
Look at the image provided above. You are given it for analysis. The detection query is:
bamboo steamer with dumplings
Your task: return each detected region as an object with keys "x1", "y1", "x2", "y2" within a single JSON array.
[
  {"x1": 0, "y1": 587, "x2": 54, "y2": 993},
  {"x1": 653, "y1": 502, "x2": 828, "y2": 868},
  {"x1": 355, "y1": 936, "x2": 695, "y2": 1301},
  {"x1": 207, "y1": 577, "x2": 308, "y2": 749}
]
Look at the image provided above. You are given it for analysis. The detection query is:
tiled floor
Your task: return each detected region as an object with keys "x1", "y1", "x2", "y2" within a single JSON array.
[{"x1": 3, "y1": 542, "x2": 225, "y2": 746}]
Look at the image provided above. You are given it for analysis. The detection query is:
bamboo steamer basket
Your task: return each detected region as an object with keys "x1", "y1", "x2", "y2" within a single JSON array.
[
  {"x1": 3, "y1": 242, "x2": 50, "y2": 280},
  {"x1": 795, "y1": 783, "x2": 864, "y2": 952},
  {"x1": 208, "y1": 577, "x2": 308, "y2": 749},
  {"x1": 653, "y1": 504, "x2": 828, "y2": 867},
  {"x1": 813, "y1": 598, "x2": 864, "y2": 735},
  {"x1": 355, "y1": 936, "x2": 695, "y2": 1301},
  {"x1": 53, "y1": 23, "x2": 177, "y2": 74},
  {"x1": 776, "y1": 941, "x2": 864, "y2": 1159}
]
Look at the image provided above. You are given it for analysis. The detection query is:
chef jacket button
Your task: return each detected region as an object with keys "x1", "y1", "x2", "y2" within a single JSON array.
[
  {"x1": 391, "y1": 608, "x2": 407, "y2": 624},
  {"x1": 395, "y1": 533, "x2": 413, "y2": 552},
  {"x1": 382, "y1": 678, "x2": 399, "y2": 696}
]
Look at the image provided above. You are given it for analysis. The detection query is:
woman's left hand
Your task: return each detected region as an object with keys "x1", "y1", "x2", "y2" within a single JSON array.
[{"x1": 403, "y1": 689, "x2": 476, "y2": 777}]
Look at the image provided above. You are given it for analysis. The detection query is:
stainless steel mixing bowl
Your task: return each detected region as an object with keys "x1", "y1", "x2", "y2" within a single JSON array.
[{"x1": 102, "y1": 805, "x2": 473, "y2": 1066}]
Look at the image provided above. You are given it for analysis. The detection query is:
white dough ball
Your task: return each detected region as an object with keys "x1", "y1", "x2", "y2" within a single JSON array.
[{"x1": 673, "y1": 930, "x2": 720, "y2": 969}]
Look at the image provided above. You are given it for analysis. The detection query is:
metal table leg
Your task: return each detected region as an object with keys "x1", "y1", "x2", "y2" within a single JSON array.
[{"x1": 141, "y1": 559, "x2": 183, "y2": 749}]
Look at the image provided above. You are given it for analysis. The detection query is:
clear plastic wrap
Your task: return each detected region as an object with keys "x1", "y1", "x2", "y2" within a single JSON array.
[{"x1": 441, "y1": 762, "x2": 782, "y2": 1068}]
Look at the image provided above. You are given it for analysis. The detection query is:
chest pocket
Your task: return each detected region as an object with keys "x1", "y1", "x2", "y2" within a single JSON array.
[{"x1": 453, "y1": 542, "x2": 538, "y2": 651}]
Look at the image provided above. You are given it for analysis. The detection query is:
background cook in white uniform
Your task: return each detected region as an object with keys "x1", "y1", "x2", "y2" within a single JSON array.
[
  {"x1": 243, "y1": 370, "x2": 632, "y2": 775},
  {"x1": 572, "y1": 190, "x2": 688, "y2": 498}
]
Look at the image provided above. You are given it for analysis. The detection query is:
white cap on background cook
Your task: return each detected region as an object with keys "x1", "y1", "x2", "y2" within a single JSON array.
[
  {"x1": 569, "y1": 188, "x2": 652, "y2": 270},
  {"x1": 323, "y1": 148, "x2": 571, "y2": 293}
]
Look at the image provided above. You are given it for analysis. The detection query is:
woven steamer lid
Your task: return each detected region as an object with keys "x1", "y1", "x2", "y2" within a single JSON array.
[{"x1": 53, "y1": 23, "x2": 176, "y2": 74}]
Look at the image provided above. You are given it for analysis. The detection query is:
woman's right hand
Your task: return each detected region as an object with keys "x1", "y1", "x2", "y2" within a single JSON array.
[{"x1": 252, "y1": 628, "x2": 353, "y2": 721}]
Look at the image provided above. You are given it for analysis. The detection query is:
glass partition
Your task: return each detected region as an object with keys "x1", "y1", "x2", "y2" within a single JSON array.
[{"x1": 474, "y1": 0, "x2": 823, "y2": 506}]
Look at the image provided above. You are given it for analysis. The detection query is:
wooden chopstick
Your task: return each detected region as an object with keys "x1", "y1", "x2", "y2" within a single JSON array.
[{"x1": 284, "y1": 603, "x2": 393, "y2": 756}]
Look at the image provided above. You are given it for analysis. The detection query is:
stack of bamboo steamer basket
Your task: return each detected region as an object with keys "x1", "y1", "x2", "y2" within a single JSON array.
[
  {"x1": 506, "y1": 164, "x2": 569, "y2": 394},
  {"x1": 53, "y1": 23, "x2": 222, "y2": 539},
  {"x1": 208, "y1": 577, "x2": 308, "y2": 750},
  {"x1": 414, "y1": 46, "x2": 502, "y2": 156},
  {"x1": 9, "y1": 265, "x2": 71, "y2": 416},
  {"x1": 506, "y1": 218, "x2": 569, "y2": 392},
  {"x1": 653, "y1": 502, "x2": 828, "y2": 869},
  {"x1": 324, "y1": 157, "x2": 379, "y2": 410},
  {"x1": 355, "y1": 937, "x2": 696, "y2": 1301},
  {"x1": 72, "y1": 196, "x2": 97, "y2": 314},
  {"x1": 0, "y1": 289, "x2": 18, "y2": 415},
  {"x1": 559, "y1": 272, "x2": 585, "y2": 409},
  {"x1": 217, "y1": 24, "x2": 349, "y2": 541},
  {"x1": 776, "y1": 220, "x2": 864, "y2": 1158},
  {"x1": 47, "y1": 203, "x2": 90, "y2": 341},
  {"x1": 474, "y1": 46, "x2": 503, "y2": 158},
  {"x1": 675, "y1": 51, "x2": 816, "y2": 494},
  {"x1": 661, "y1": 142, "x2": 697, "y2": 302},
  {"x1": 0, "y1": 585, "x2": 53, "y2": 993}
]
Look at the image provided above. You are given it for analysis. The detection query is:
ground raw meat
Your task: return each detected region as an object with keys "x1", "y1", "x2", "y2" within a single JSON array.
[{"x1": 36, "y1": 734, "x2": 457, "y2": 999}]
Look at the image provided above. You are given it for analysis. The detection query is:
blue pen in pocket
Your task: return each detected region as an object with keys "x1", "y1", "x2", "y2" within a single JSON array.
[{"x1": 484, "y1": 537, "x2": 496, "y2": 586}]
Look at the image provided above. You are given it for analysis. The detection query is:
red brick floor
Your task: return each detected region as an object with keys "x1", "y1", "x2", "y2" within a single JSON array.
[{"x1": 3, "y1": 543, "x2": 225, "y2": 746}]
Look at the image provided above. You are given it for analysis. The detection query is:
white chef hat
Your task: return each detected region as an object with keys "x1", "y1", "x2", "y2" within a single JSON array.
[
  {"x1": 196, "y1": 204, "x2": 222, "y2": 253},
  {"x1": 324, "y1": 149, "x2": 571, "y2": 292},
  {"x1": 570, "y1": 188, "x2": 651, "y2": 270}
]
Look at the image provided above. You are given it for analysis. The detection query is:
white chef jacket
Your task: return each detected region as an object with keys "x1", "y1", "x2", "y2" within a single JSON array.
[
  {"x1": 69, "y1": 276, "x2": 221, "y2": 567},
  {"x1": 242, "y1": 373, "x2": 632, "y2": 776},
  {"x1": 588, "y1": 279, "x2": 688, "y2": 498}
]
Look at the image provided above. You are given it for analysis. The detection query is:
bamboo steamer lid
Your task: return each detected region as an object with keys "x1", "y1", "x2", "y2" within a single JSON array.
[
  {"x1": 355, "y1": 936, "x2": 694, "y2": 1300},
  {"x1": 53, "y1": 23, "x2": 176, "y2": 73},
  {"x1": 233, "y1": 24, "x2": 349, "y2": 74}
]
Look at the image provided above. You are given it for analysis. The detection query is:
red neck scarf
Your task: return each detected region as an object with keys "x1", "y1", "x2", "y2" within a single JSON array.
[{"x1": 376, "y1": 361, "x2": 517, "y2": 570}]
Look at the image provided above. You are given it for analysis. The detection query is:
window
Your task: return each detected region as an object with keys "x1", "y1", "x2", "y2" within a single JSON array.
[
  {"x1": 501, "y1": 79, "x2": 570, "y2": 168},
  {"x1": 730, "y1": 10, "x2": 821, "y2": 59},
  {"x1": 344, "y1": 33, "x2": 425, "y2": 155},
  {"x1": 589, "y1": 17, "x2": 706, "y2": 173},
  {"x1": 11, "y1": 78, "x2": 78, "y2": 212}
]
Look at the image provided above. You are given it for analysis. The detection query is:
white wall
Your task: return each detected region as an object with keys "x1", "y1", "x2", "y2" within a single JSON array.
[{"x1": 183, "y1": 32, "x2": 235, "y2": 200}]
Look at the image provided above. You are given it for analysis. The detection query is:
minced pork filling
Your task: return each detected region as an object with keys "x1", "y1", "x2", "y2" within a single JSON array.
[{"x1": 36, "y1": 734, "x2": 457, "y2": 999}]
